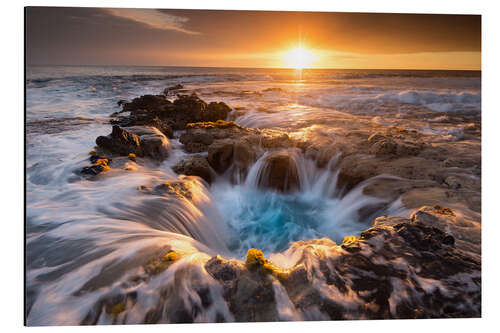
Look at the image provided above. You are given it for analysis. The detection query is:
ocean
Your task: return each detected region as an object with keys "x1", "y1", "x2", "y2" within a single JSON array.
[{"x1": 25, "y1": 65, "x2": 481, "y2": 324}]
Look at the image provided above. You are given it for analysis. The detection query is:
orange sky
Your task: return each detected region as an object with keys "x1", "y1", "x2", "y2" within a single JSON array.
[{"x1": 26, "y1": 8, "x2": 481, "y2": 70}]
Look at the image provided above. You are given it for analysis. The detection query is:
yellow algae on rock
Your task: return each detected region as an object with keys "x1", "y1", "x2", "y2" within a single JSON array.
[
  {"x1": 433, "y1": 205, "x2": 455, "y2": 216},
  {"x1": 110, "y1": 302, "x2": 125, "y2": 316},
  {"x1": 164, "y1": 251, "x2": 179, "y2": 262},
  {"x1": 245, "y1": 249, "x2": 289, "y2": 280},
  {"x1": 89, "y1": 150, "x2": 96, "y2": 155},
  {"x1": 246, "y1": 248, "x2": 267, "y2": 267},
  {"x1": 342, "y1": 235, "x2": 357, "y2": 246},
  {"x1": 186, "y1": 120, "x2": 240, "y2": 129},
  {"x1": 93, "y1": 158, "x2": 111, "y2": 171},
  {"x1": 143, "y1": 251, "x2": 180, "y2": 276}
]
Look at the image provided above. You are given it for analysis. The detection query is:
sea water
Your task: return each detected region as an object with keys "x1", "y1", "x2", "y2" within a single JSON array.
[{"x1": 26, "y1": 66, "x2": 481, "y2": 324}]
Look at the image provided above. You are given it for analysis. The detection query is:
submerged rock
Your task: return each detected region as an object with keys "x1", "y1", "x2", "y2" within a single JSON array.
[
  {"x1": 138, "y1": 178, "x2": 199, "y2": 200},
  {"x1": 257, "y1": 152, "x2": 300, "y2": 192},
  {"x1": 233, "y1": 140, "x2": 256, "y2": 171},
  {"x1": 163, "y1": 84, "x2": 184, "y2": 96},
  {"x1": 80, "y1": 153, "x2": 112, "y2": 176}
]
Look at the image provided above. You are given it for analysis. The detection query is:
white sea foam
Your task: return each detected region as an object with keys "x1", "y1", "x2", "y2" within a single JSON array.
[{"x1": 25, "y1": 66, "x2": 481, "y2": 324}]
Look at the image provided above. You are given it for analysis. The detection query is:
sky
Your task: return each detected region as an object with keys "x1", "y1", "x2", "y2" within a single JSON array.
[{"x1": 25, "y1": 7, "x2": 481, "y2": 70}]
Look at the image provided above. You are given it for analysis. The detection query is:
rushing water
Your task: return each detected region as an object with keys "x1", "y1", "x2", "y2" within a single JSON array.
[{"x1": 26, "y1": 66, "x2": 481, "y2": 325}]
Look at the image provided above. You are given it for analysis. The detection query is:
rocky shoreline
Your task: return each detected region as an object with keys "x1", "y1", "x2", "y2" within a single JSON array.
[{"x1": 77, "y1": 86, "x2": 481, "y2": 322}]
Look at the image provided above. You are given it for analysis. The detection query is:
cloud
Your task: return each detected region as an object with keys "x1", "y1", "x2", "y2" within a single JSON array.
[{"x1": 106, "y1": 8, "x2": 200, "y2": 35}]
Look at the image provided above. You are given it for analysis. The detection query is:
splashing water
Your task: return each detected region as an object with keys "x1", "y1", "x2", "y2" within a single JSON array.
[{"x1": 26, "y1": 66, "x2": 477, "y2": 324}]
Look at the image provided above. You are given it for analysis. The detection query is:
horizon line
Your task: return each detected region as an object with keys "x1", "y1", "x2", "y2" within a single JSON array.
[{"x1": 26, "y1": 64, "x2": 482, "y2": 71}]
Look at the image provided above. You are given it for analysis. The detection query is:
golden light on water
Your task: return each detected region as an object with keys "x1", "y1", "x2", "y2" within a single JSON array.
[{"x1": 283, "y1": 46, "x2": 315, "y2": 69}]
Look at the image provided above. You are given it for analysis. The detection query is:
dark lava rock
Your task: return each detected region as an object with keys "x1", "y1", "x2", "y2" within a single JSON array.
[
  {"x1": 207, "y1": 141, "x2": 234, "y2": 173},
  {"x1": 96, "y1": 125, "x2": 169, "y2": 161},
  {"x1": 257, "y1": 152, "x2": 300, "y2": 192},
  {"x1": 179, "y1": 128, "x2": 215, "y2": 153},
  {"x1": 204, "y1": 214, "x2": 480, "y2": 321},
  {"x1": 123, "y1": 94, "x2": 170, "y2": 113},
  {"x1": 233, "y1": 140, "x2": 256, "y2": 171},
  {"x1": 172, "y1": 155, "x2": 213, "y2": 184},
  {"x1": 410, "y1": 205, "x2": 481, "y2": 255},
  {"x1": 205, "y1": 102, "x2": 231, "y2": 122},
  {"x1": 205, "y1": 256, "x2": 279, "y2": 322},
  {"x1": 80, "y1": 155, "x2": 112, "y2": 176},
  {"x1": 112, "y1": 94, "x2": 231, "y2": 132},
  {"x1": 96, "y1": 125, "x2": 141, "y2": 156},
  {"x1": 81, "y1": 164, "x2": 107, "y2": 176},
  {"x1": 163, "y1": 84, "x2": 184, "y2": 96},
  {"x1": 117, "y1": 99, "x2": 129, "y2": 107}
]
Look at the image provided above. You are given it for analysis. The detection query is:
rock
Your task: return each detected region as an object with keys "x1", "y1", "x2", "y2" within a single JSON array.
[
  {"x1": 207, "y1": 141, "x2": 234, "y2": 173},
  {"x1": 443, "y1": 156, "x2": 478, "y2": 169},
  {"x1": 81, "y1": 164, "x2": 107, "y2": 176},
  {"x1": 96, "y1": 125, "x2": 142, "y2": 156},
  {"x1": 126, "y1": 126, "x2": 170, "y2": 161},
  {"x1": 410, "y1": 205, "x2": 481, "y2": 254},
  {"x1": 205, "y1": 255, "x2": 239, "y2": 282},
  {"x1": 80, "y1": 154, "x2": 112, "y2": 176},
  {"x1": 123, "y1": 94, "x2": 170, "y2": 113},
  {"x1": 169, "y1": 94, "x2": 209, "y2": 128},
  {"x1": 139, "y1": 178, "x2": 198, "y2": 200},
  {"x1": 367, "y1": 132, "x2": 385, "y2": 144},
  {"x1": 261, "y1": 133, "x2": 291, "y2": 149},
  {"x1": 390, "y1": 221, "x2": 454, "y2": 252},
  {"x1": 372, "y1": 215, "x2": 409, "y2": 228},
  {"x1": 163, "y1": 84, "x2": 184, "y2": 96},
  {"x1": 202, "y1": 215, "x2": 480, "y2": 321},
  {"x1": 205, "y1": 102, "x2": 231, "y2": 122},
  {"x1": 315, "y1": 146, "x2": 340, "y2": 169},
  {"x1": 117, "y1": 99, "x2": 129, "y2": 107},
  {"x1": 179, "y1": 129, "x2": 215, "y2": 153},
  {"x1": 257, "y1": 152, "x2": 300, "y2": 192},
  {"x1": 368, "y1": 134, "x2": 423, "y2": 157},
  {"x1": 233, "y1": 140, "x2": 256, "y2": 171},
  {"x1": 205, "y1": 255, "x2": 279, "y2": 322},
  {"x1": 395, "y1": 141, "x2": 423, "y2": 156},
  {"x1": 401, "y1": 187, "x2": 451, "y2": 209},
  {"x1": 179, "y1": 120, "x2": 255, "y2": 154},
  {"x1": 112, "y1": 94, "x2": 231, "y2": 132},
  {"x1": 172, "y1": 155, "x2": 213, "y2": 184},
  {"x1": 96, "y1": 126, "x2": 169, "y2": 161},
  {"x1": 369, "y1": 137, "x2": 397, "y2": 156},
  {"x1": 363, "y1": 178, "x2": 438, "y2": 201},
  {"x1": 337, "y1": 155, "x2": 443, "y2": 194}
]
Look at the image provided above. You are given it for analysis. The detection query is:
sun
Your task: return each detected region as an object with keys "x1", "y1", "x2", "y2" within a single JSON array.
[{"x1": 283, "y1": 47, "x2": 315, "y2": 69}]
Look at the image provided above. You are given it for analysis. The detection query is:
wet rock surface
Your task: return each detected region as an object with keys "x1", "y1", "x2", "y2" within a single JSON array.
[
  {"x1": 71, "y1": 85, "x2": 481, "y2": 324},
  {"x1": 96, "y1": 125, "x2": 170, "y2": 161},
  {"x1": 257, "y1": 152, "x2": 301, "y2": 192},
  {"x1": 203, "y1": 209, "x2": 480, "y2": 321},
  {"x1": 112, "y1": 93, "x2": 231, "y2": 132},
  {"x1": 172, "y1": 155, "x2": 213, "y2": 184}
]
